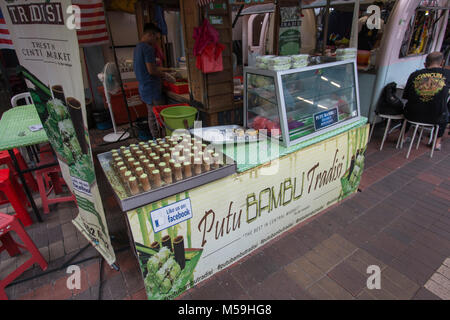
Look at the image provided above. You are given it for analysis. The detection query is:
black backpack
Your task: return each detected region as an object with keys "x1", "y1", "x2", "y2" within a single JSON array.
[{"x1": 377, "y1": 82, "x2": 404, "y2": 115}]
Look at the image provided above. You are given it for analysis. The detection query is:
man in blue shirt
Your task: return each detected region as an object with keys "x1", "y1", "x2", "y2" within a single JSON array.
[{"x1": 134, "y1": 23, "x2": 166, "y2": 139}]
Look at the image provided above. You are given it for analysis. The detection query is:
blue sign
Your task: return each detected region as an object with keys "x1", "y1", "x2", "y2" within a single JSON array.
[
  {"x1": 150, "y1": 198, "x2": 193, "y2": 233},
  {"x1": 313, "y1": 108, "x2": 339, "y2": 131}
]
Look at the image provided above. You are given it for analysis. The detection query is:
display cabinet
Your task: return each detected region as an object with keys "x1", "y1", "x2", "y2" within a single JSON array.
[{"x1": 244, "y1": 60, "x2": 361, "y2": 147}]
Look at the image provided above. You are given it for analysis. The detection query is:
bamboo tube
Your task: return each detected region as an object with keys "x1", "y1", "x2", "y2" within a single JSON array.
[
  {"x1": 140, "y1": 173, "x2": 151, "y2": 192},
  {"x1": 119, "y1": 166, "x2": 127, "y2": 181},
  {"x1": 150, "y1": 241, "x2": 160, "y2": 250},
  {"x1": 168, "y1": 159, "x2": 176, "y2": 171},
  {"x1": 149, "y1": 152, "x2": 157, "y2": 160},
  {"x1": 193, "y1": 157, "x2": 202, "y2": 175},
  {"x1": 128, "y1": 176, "x2": 139, "y2": 195},
  {"x1": 203, "y1": 157, "x2": 211, "y2": 172},
  {"x1": 202, "y1": 143, "x2": 207, "y2": 151},
  {"x1": 152, "y1": 156, "x2": 161, "y2": 166},
  {"x1": 174, "y1": 163, "x2": 183, "y2": 181},
  {"x1": 136, "y1": 167, "x2": 144, "y2": 178},
  {"x1": 177, "y1": 156, "x2": 186, "y2": 165},
  {"x1": 162, "y1": 153, "x2": 170, "y2": 165},
  {"x1": 183, "y1": 161, "x2": 192, "y2": 178},
  {"x1": 135, "y1": 150, "x2": 144, "y2": 158},
  {"x1": 116, "y1": 161, "x2": 125, "y2": 171},
  {"x1": 163, "y1": 168, "x2": 172, "y2": 184},
  {"x1": 171, "y1": 151, "x2": 180, "y2": 162},
  {"x1": 161, "y1": 235, "x2": 172, "y2": 251},
  {"x1": 173, "y1": 235, "x2": 186, "y2": 269},
  {"x1": 146, "y1": 162, "x2": 155, "y2": 174},
  {"x1": 133, "y1": 161, "x2": 140, "y2": 171},
  {"x1": 126, "y1": 157, "x2": 135, "y2": 167},
  {"x1": 151, "y1": 169, "x2": 161, "y2": 187},
  {"x1": 212, "y1": 153, "x2": 221, "y2": 169},
  {"x1": 158, "y1": 162, "x2": 167, "y2": 172}
]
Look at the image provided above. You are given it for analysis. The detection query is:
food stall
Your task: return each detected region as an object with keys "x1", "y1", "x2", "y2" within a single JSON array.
[{"x1": 97, "y1": 48, "x2": 368, "y2": 299}]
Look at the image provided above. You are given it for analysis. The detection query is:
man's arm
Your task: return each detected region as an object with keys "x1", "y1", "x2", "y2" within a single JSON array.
[
  {"x1": 402, "y1": 74, "x2": 414, "y2": 100},
  {"x1": 146, "y1": 62, "x2": 164, "y2": 78}
]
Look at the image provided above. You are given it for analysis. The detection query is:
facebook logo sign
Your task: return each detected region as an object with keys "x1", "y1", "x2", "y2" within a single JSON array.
[{"x1": 150, "y1": 198, "x2": 193, "y2": 233}]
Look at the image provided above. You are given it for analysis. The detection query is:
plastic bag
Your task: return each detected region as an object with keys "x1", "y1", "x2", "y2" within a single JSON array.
[{"x1": 196, "y1": 43, "x2": 225, "y2": 74}]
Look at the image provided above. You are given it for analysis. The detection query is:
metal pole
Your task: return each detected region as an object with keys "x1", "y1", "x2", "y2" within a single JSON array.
[
  {"x1": 322, "y1": 0, "x2": 331, "y2": 55},
  {"x1": 102, "y1": 3, "x2": 135, "y2": 138},
  {"x1": 350, "y1": 0, "x2": 360, "y2": 48}
]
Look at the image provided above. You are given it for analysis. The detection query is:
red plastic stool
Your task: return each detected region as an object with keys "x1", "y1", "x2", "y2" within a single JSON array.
[
  {"x1": 35, "y1": 153, "x2": 76, "y2": 214},
  {"x1": 0, "y1": 149, "x2": 39, "y2": 192},
  {"x1": 0, "y1": 169, "x2": 33, "y2": 227},
  {"x1": 0, "y1": 212, "x2": 48, "y2": 300}
]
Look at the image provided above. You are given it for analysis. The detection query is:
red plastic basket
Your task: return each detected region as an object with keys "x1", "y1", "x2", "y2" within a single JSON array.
[
  {"x1": 163, "y1": 81, "x2": 189, "y2": 94},
  {"x1": 153, "y1": 103, "x2": 190, "y2": 128}
]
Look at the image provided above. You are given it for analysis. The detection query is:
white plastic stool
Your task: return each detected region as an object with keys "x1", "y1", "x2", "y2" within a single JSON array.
[
  {"x1": 399, "y1": 120, "x2": 440, "y2": 159},
  {"x1": 369, "y1": 113, "x2": 405, "y2": 150}
]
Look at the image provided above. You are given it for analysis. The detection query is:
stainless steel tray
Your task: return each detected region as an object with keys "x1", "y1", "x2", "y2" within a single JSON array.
[
  {"x1": 190, "y1": 125, "x2": 266, "y2": 145},
  {"x1": 97, "y1": 150, "x2": 236, "y2": 212}
]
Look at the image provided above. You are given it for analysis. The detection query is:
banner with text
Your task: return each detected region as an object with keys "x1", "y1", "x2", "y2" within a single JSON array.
[
  {"x1": 126, "y1": 124, "x2": 369, "y2": 300},
  {"x1": 0, "y1": 0, "x2": 115, "y2": 265}
]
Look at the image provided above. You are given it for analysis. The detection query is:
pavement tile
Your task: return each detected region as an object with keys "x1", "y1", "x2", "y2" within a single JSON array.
[
  {"x1": 292, "y1": 256, "x2": 325, "y2": 282},
  {"x1": 417, "y1": 172, "x2": 444, "y2": 186},
  {"x1": 258, "y1": 269, "x2": 311, "y2": 300},
  {"x1": 346, "y1": 249, "x2": 387, "y2": 275},
  {"x1": 314, "y1": 276, "x2": 354, "y2": 300},
  {"x1": 403, "y1": 241, "x2": 447, "y2": 270},
  {"x1": 424, "y1": 279, "x2": 450, "y2": 300},
  {"x1": 229, "y1": 261, "x2": 260, "y2": 290},
  {"x1": 306, "y1": 282, "x2": 335, "y2": 300},
  {"x1": 284, "y1": 262, "x2": 316, "y2": 289},
  {"x1": 412, "y1": 287, "x2": 441, "y2": 300},
  {"x1": 53, "y1": 275, "x2": 73, "y2": 300},
  {"x1": 32, "y1": 283, "x2": 54, "y2": 300},
  {"x1": 436, "y1": 264, "x2": 450, "y2": 279},
  {"x1": 102, "y1": 273, "x2": 128, "y2": 300},
  {"x1": 363, "y1": 287, "x2": 397, "y2": 300},
  {"x1": 85, "y1": 260, "x2": 101, "y2": 286},
  {"x1": 122, "y1": 269, "x2": 144, "y2": 292},
  {"x1": 130, "y1": 288, "x2": 147, "y2": 300},
  {"x1": 389, "y1": 254, "x2": 436, "y2": 286},
  {"x1": 49, "y1": 240, "x2": 65, "y2": 261},
  {"x1": 215, "y1": 270, "x2": 247, "y2": 299},
  {"x1": 382, "y1": 266, "x2": 419, "y2": 296},
  {"x1": 356, "y1": 289, "x2": 378, "y2": 300},
  {"x1": 304, "y1": 248, "x2": 339, "y2": 273},
  {"x1": 63, "y1": 235, "x2": 79, "y2": 254},
  {"x1": 61, "y1": 222, "x2": 77, "y2": 238},
  {"x1": 327, "y1": 261, "x2": 367, "y2": 296}
]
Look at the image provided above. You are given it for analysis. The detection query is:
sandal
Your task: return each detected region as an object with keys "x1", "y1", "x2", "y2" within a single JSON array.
[{"x1": 427, "y1": 143, "x2": 442, "y2": 151}]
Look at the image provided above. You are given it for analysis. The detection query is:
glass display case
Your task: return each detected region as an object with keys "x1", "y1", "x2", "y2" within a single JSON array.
[{"x1": 244, "y1": 60, "x2": 361, "y2": 147}]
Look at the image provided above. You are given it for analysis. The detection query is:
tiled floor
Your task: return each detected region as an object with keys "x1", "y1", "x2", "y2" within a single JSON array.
[{"x1": 1, "y1": 122, "x2": 449, "y2": 300}]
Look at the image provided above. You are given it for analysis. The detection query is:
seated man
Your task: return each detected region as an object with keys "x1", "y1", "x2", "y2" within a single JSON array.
[{"x1": 402, "y1": 52, "x2": 449, "y2": 150}]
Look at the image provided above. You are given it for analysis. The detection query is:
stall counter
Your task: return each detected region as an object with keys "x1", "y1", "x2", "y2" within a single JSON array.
[{"x1": 123, "y1": 118, "x2": 369, "y2": 300}]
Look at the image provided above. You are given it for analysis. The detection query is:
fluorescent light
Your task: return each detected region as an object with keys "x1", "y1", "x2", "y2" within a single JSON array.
[
  {"x1": 297, "y1": 96, "x2": 313, "y2": 104},
  {"x1": 318, "y1": 104, "x2": 328, "y2": 109},
  {"x1": 331, "y1": 81, "x2": 341, "y2": 88},
  {"x1": 321, "y1": 76, "x2": 329, "y2": 81}
]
